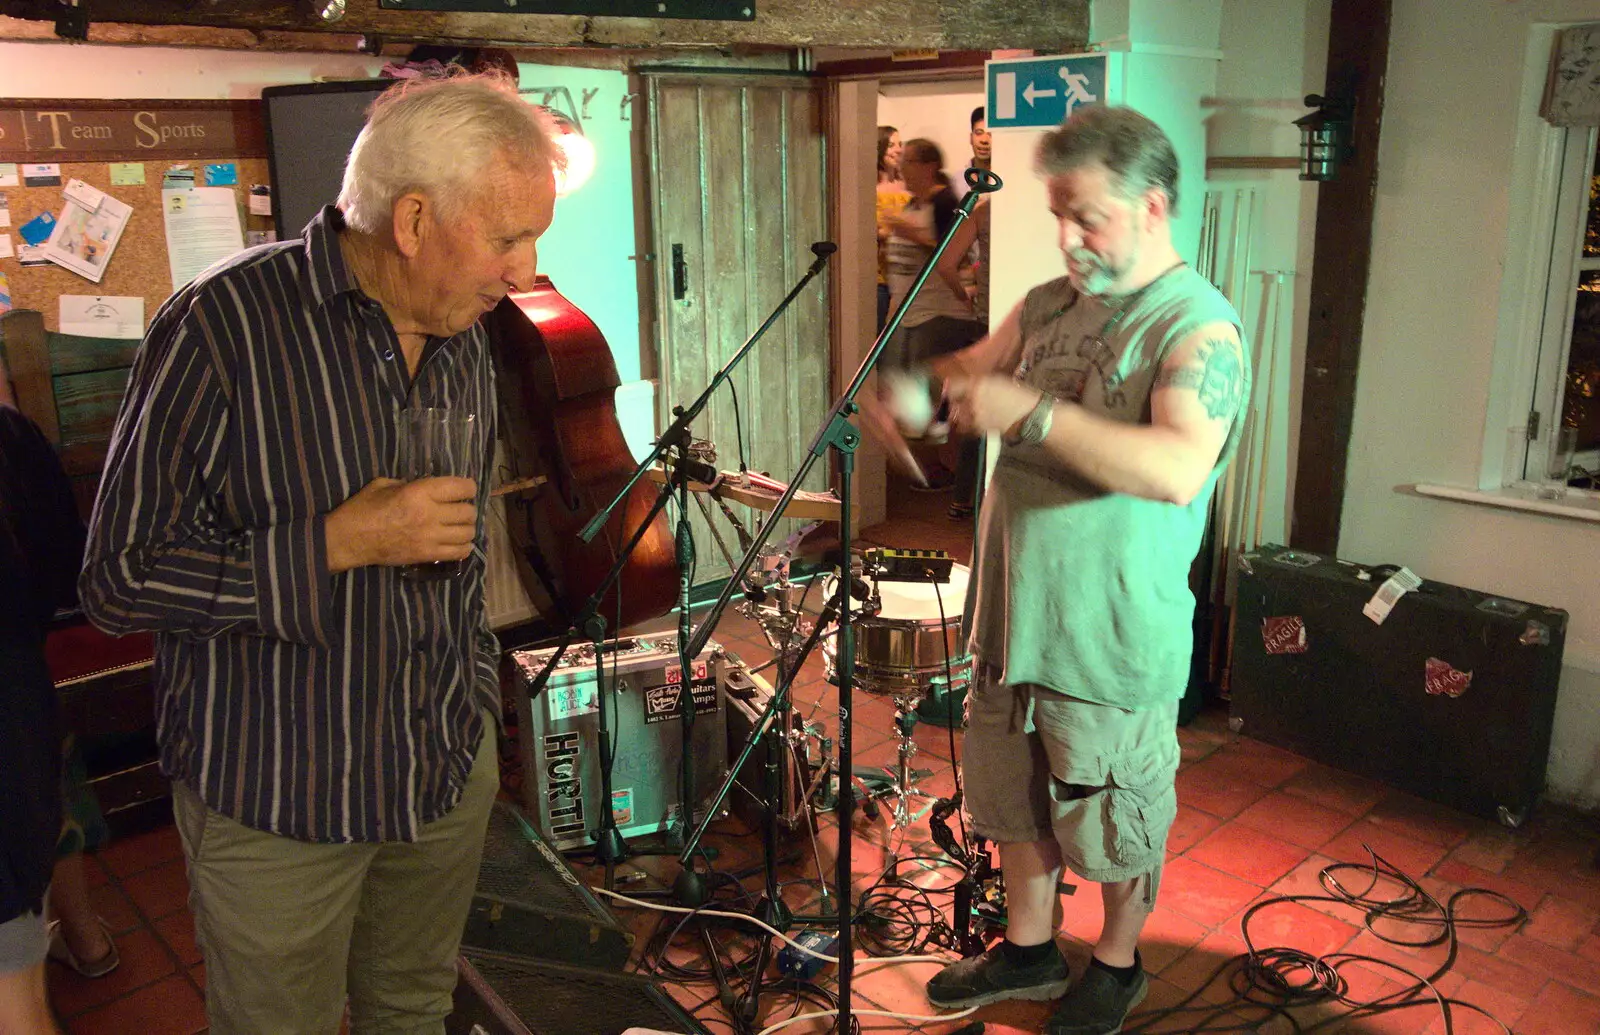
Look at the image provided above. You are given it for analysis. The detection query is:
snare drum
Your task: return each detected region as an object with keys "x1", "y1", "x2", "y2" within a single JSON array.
[{"x1": 822, "y1": 563, "x2": 975, "y2": 696}]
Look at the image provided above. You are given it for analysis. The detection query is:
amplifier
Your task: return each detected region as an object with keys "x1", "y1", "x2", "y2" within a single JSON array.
[
  {"x1": 448, "y1": 948, "x2": 710, "y2": 1035},
  {"x1": 1229, "y1": 545, "x2": 1567, "y2": 825},
  {"x1": 511, "y1": 636, "x2": 731, "y2": 851},
  {"x1": 462, "y1": 801, "x2": 632, "y2": 970}
]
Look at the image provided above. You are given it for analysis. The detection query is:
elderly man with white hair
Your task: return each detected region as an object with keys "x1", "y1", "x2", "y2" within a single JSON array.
[{"x1": 80, "y1": 73, "x2": 563, "y2": 1034}]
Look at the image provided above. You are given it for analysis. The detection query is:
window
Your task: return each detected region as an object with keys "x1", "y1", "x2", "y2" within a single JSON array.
[{"x1": 1529, "y1": 124, "x2": 1600, "y2": 488}]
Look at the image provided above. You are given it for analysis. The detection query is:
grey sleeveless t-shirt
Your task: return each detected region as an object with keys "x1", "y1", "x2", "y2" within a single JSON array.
[{"x1": 969, "y1": 265, "x2": 1249, "y2": 710}]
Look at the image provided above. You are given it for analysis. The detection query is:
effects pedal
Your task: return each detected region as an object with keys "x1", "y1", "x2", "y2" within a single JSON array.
[
  {"x1": 776, "y1": 928, "x2": 839, "y2": 980},
  {"x1": 864, "y1": 547, "x2": 955, "y2": 584}
]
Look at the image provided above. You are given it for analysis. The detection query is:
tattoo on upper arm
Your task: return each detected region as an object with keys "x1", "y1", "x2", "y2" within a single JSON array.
[{"x1": 1155, "y1": 336, "x2": 1245, "y2": 421}]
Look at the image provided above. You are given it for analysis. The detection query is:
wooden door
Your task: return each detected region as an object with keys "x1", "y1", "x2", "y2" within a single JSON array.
[{"x1": 644, "y1": 73, "x2": 831, "y2": 584}]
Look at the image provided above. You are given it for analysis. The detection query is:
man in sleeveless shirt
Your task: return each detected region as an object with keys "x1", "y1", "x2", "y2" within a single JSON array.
[{"x1": 919, "y1": 107, "x2": 1250, "y2": 1034}]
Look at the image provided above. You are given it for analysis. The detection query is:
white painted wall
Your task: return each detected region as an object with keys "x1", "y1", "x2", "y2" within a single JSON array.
[
  {"x1": 1207, "y1": 0, "x2": 1330, "y2": 549},
  {"x1": 0, "y1": 41, "x2": 383, "y2": 98},
  {"x1": 1335, "y1": 0, "x2": 1600, "y2": 805},
  {"x1": 1205, "y1": 0, "x2": 1600, "y2": 804}
]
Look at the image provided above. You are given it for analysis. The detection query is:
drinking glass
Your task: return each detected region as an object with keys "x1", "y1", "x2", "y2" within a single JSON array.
[
  {"x1": 1537, "y1": 426, "x2": 1578, "y2": 500},
  {"x1": 397, "y1": 407, "x2": 478, "y2": 580}
]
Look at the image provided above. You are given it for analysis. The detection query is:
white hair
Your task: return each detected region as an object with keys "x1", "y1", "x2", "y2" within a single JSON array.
[{"x1": 338, "y1": 72, "x2": 564, "y2": 235}]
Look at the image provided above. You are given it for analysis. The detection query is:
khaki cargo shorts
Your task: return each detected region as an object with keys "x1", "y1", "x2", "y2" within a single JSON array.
[{"x1": 963, "y1": 668, "x2": 1180, "y2": 904}]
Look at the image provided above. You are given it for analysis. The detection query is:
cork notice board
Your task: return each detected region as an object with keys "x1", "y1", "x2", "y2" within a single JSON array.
[{"x1": 0, "y1": 99, "x2": 274, "y2": 332}]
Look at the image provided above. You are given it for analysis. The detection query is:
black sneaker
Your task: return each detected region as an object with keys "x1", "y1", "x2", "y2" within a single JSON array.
[
  {"x1": 925, "y1": 944, "x2": 1072, "y2": 1010},
  {"x1": 1044, "y1": 962, "x2": 1148, "y2": 1035}
]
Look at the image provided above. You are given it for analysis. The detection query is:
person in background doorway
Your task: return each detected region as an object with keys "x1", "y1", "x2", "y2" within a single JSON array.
[
  {"x1": 79, "y1": 73, "x2": 563, "y2": 1035},
  {"x1": 0, "y1": 352, "x2": 80, "y2": 1035},
  {"x1": 877, "y1": 125, "x2": 911, "y2": 332},
  {"x1": 941, "y1": 106, "x2": 995, "y2": 519},
  {"x1": 883, "y1": 138, "x2": 985, "y2": 494},
  {"x1": 971, "y1": 104, "x2": 993, "y2": 173}
]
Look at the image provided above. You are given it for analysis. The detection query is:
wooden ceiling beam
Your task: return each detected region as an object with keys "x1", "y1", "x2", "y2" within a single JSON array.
[{"x1": 0, "y1": 0, "x2": 1087, "y2": 51}]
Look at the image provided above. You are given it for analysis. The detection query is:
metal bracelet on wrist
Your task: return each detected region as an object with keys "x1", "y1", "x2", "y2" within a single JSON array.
[{"x1": 1005, "y1": 391, "x2": 1054, "y2": 446}]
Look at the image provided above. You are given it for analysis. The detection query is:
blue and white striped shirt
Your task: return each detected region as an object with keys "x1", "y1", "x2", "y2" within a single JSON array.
[{"x1": 81, "y1": 206, "x2": 499, "y2": 843}]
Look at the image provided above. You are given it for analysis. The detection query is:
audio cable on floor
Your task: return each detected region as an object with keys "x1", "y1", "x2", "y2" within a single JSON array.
[{"x1": 1122, "y1": 846, "x2": 1528, "y2": 1035}]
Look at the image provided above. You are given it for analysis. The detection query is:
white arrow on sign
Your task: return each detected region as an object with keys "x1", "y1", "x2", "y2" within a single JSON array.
[{"x1": 1023, "y1": 81, "x2": 1058, "y2": 107}]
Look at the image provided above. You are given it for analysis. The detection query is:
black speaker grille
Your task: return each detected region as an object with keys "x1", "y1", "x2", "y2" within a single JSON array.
[
  {"x1": 479, "y1": 802, "x2": 606, "y2": 920},
  {"x1": 461, "y1": 949, "x2": 708, "y2": 1035}
]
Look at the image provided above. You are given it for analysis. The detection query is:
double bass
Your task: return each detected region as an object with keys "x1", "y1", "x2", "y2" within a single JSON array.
[{"x1": 488, "y1": 276, "x2": 679, "y2": 631}]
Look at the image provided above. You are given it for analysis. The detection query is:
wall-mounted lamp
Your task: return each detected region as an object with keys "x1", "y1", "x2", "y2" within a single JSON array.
[
  {"x1": 523, "y1": 87, "x2": 596, "y2": 197},
  {"x1": 1293, "y1": 94, "x2": 1354, "y2": 182}
]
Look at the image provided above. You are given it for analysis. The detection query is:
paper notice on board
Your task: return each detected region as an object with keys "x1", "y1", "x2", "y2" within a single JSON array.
[
  {"x1": 60, "y1": 295, "x2": 145, "y2": 339},
  {"x1": 163, "y1": 187, "x2": 244, "y2": 291},
  {"x1": 40, "y1": 180, "x2": 133, "y2": 284}
]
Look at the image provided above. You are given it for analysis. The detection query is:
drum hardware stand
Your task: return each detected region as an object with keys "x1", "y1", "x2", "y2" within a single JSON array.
[
  {"x1": 854, "y1": 694, "x2": 939, "y2": 830},
  {"x1": 674, "y1": 170, "x2": 1002, "y2": 1034}
]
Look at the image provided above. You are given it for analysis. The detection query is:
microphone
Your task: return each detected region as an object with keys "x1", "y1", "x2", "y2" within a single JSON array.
[
  {"x1": 664, "y1": 450, "x2": 719, "y2": 485},
  {"x1": 806, "y1": 240, "x2": 838, "y2": 274}
]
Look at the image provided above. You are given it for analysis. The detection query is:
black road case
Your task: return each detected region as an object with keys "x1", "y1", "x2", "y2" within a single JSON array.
[{"x1": 1229, "y1": 545, "x2": 1566, "y2": 825}]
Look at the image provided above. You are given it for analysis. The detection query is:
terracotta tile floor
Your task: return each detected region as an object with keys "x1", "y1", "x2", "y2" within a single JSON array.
[{"x1": 46, "y1": 495, "x2": 1600, "y2": 1034}]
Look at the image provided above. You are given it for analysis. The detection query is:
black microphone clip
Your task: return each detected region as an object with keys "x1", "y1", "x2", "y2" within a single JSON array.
[{"x1": 963, "y1": 167, "x2": 1004, "y2": 195}]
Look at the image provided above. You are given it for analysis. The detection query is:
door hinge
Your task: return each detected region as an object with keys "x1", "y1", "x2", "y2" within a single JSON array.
[{"x1": 1527, "y1": 411, "x2": 1541, "y2": 441}]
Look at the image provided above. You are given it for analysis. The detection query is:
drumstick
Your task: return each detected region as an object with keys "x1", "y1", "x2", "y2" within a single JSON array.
[
  {"x1": 489, "y1": 475, "x2": 548, "y2": 499},
  {"x1": 859, "y1": 390, "x2": 929, "y2": 487}
]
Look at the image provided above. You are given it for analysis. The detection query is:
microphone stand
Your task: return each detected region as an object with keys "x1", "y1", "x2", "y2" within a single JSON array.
[
  {"x1": 528, "y1": 241, "x2": 838, "y2": 901},
  {"x1": 678, "y1": 168, "x2": 1003, "y2": 1033}
]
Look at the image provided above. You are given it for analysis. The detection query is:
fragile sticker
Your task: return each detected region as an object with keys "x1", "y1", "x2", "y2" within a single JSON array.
[
  {"x1": 1424, "y1": 657, "x2": 1471, "y2": 698},
  {"x1": 1261, "y1": 616, "x2": 1308, "y2": 655}
]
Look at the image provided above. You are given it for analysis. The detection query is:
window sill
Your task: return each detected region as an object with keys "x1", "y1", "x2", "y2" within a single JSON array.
[{"x1": 1411, "y1": 483, "x2": 1600, "y2": 523}]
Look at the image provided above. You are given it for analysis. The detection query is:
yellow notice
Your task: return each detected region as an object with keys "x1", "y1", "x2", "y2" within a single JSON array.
[{"x1": 109, "y1": 162, "x2": 146, "y2": 186}]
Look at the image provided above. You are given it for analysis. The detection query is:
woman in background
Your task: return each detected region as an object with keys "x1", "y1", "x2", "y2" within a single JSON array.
[{"x1": 876, "y1": 125, "x2": 910, "y2": 332}]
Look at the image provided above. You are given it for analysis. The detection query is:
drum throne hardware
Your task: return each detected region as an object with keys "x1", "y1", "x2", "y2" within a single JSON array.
[
  {"x1": 736, "y1": 526, "x2": 836, "y2": 827},
  {"x1": 822, "y1": 560, "x2": 974, "y2": 830}
]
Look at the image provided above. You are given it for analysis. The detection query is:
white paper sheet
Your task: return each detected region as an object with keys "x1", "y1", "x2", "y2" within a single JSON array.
[
  {"x1": 59, "y1": 295, "x2": 145, "y2": 339},
  {"x1": 0, "y1": 235, "x2": 12, "y2": 260},
  {"x1": 40, "y1": 180, "x2": 132, "y2": 284},
  {"x1": 162, "y1": 187, "x2": 244, "y2": 291}
]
